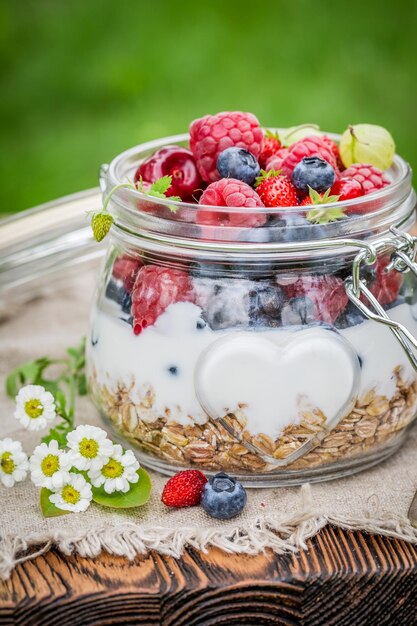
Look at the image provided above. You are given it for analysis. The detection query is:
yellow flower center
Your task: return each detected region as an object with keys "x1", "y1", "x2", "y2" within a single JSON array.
[
  {"x1": 24, "y1": 399, "x2": 44, "y2": 419},
  {"x1": 41, "y1": 454, "x2": 60, "y2": 477},
  {"x1": 61, "y1": 485, "x2": 80, "y2": 505},
  {"x1": 102, "y1": 458, "x2": 124, "y2": 479},
  {"x1": 1, "y1": 452, "x2": 15, "y2": 475},
  {"x1": 79, "y1": 438, "x2": 99, "y2": 458}
]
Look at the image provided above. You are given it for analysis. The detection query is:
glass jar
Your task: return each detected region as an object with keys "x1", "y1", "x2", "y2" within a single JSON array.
[{"x1": 87, "y1": 133, "x2": 417, "y2": 486}]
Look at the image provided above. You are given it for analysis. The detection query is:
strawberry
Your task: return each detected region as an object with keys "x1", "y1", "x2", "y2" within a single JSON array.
[
  {"x1": 259, "y1": 131, "x2": 282, "y2": 169},
  {"x1": 161, "y1": 470, "x2": 208, "y2": 508},
  {"x1": 255, "y1": 170, "x2": 298, "y2": 208}
]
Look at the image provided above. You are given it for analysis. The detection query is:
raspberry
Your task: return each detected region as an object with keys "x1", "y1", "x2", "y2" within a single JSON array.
[
  {"x1": 131, "y1": 266, "x2": 195, "y2": 334},
  {"x1": 265, "y1": 148, "x2": 289, "y2": 172},
  {"x1": 197, "y1": 178, "x2": 266, "y2": 227},
  {"x1": 284, "y1": 275, "x2": 348, "y2": 324},
  {"x1": 112, "y1": 255, "x2": 143, "y2": 293},
  {"x1": 342, "y1": 164, "x2": 390, "y2": 195},
  {"x1": 280, "y1": 135, "x2": 339, "y2": 179},
  {"x1": 189, "y1": 112, "x2": 263, "y2": 183},
  {"x1": 322, "y1": 135, "x2": 344, "y2": 171},
  {"x1": 368, "y1": 257, "x2": 402, "y2": 306},
  {"x1": 161, "y1": 470, "x2": 208, "y2": 508}
]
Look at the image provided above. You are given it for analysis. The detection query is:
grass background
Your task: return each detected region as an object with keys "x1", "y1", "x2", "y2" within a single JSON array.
[{"x1": 1, "y1": 0, "x2": 416, "y2": 215}]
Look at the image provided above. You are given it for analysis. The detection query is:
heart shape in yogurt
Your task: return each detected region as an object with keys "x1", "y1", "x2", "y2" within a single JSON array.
[{"x1": 195, "y1": 327, "x2": 360, "y2": 444}]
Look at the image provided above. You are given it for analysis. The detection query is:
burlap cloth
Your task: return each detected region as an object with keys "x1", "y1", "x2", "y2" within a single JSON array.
[{"x1": 1, "y1": 268, "x2": 417, "y2": 580}]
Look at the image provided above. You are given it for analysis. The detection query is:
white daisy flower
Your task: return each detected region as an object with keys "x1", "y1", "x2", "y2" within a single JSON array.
[
  {"x1": 88, "y1": 444, "x2": 139, "y2": 494},
  {"x1": 0, "y1": 438, "x2": 29, "y2": 488},
  {"x1": 66, "y1": 425, "x2": 113, "y2": 471},
  {"x1": 30, "y1": 440, "x2": 72, "y2": 490},
  {"x1": 14, "y1": 385, "x2": 56, "y2": 431},
  {"x1": 49, "y1": 472, "x2": 92, "y2": 513}
]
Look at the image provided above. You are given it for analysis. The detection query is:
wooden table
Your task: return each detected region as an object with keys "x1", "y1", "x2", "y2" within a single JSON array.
[{"x1": 1, "y1": 526, "x2": 416, "y2": 625}]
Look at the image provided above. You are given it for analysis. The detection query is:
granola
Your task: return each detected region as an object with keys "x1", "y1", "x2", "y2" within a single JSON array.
[{"x1": 89, "y1": 366, "x2": 417, "y2": 473}]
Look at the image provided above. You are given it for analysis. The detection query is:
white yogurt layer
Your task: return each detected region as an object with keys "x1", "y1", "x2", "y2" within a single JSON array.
[{"x1": 88, "y1": 301, "x2": 417, "y2": 439}]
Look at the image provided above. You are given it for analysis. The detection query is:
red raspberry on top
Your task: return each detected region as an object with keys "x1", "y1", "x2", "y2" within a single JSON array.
[
  {"x1": 112, "y1": 255, "x2": 143, "y2": 293},
  {"x1": 284, "y1": 275, "x2": 348, "y2": 324},
  {"x1": 161, "y1": 470, "x2": 208, "y2": 508},
  {"x1": 322, "y1": 136, "x2": 344, "y2": 171},
  {"x1": 131, "y1": 265, "x2": 195, "y2": 335},
  {"x1": 280, "y1": 135, "x2": 339, "y2": 179},
  {"x1": 259, "y1": 131, "x2": 282, "y2": 169},
  {"x1": 189, "y1": 112, "x2": 263, "y2": 183},
  {"x1": 264, "y1": 148, "x2": 289, "y2": 172},
  {"x1": 197, "y1": 178, "x2": 266, "y2": 227},
  {"x1": 342, "y1": 164, "x2": 390, "y2": 195}
]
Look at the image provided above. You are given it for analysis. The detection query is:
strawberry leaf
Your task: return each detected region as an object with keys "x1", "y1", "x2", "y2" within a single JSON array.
[
  {"x1": 255, "y1": 169, "x2": 282, "y2": 187},
  {"x1": 307, "y1": 206, "x2": 346, "y2": 224},
  {"x1": 91, "y1": 467, "x2": 152, "y2": 509}
]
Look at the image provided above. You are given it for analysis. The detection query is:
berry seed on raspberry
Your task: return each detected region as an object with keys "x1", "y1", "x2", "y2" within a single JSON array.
[
  {"x1": 280, "y1": 135, "x2": 339, "y2": 179},
  {"x1": 131, "y1": 265, "x2": 195, "y2": 335},
  {"x1": 342, "y1": 164, "x2": 390, "y2": 195},
  {"x1": 190, "y1": 112, "x2": 263, "y2": 183},
  {"x1": 197, "y1": 178, "x2": 266, "y2": 227}
]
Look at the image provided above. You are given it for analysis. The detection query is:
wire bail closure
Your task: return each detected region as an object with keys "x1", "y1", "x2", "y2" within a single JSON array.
[
  {"x1": 225, "y1": 226, "x2": 417, "y2": 469},
  {"x1": 345, "y1": 226, "x2": 417, "y2": 371}
]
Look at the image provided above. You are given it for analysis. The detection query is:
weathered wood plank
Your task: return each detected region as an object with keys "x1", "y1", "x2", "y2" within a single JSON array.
[{"x1": 0, "y1": 527, "x2": 416, "y2": 625}]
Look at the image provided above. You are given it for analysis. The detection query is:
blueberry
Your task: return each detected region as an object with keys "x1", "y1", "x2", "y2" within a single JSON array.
[
  {"x1": 168, "y1": 366, "x2": 178, "y2": 375},
  {"x1": 196, "y1": 319, "x2": 206, "y2": 330},
  {"x1": 334, "y1": 302, "x2": 366, "y2": 329},
  {"x1": 292, "y1": 156, "x2": 336, "y2": 193},
  {"x1": 268, "y1": 213, "x2": 326, "y2": 242},
  {"x1": 105, "y1": 279, "x2": 124, "y2": 303},
  {"x1": 105, "y1": 279, "x2": 132, "y2": 314},
  {"x1": 249, "y1": 284, "x2": 284, "y2": 325},
  {"x1": 217, "y1": 147, "x2": 260, "y2": 186},
  {"x1": 121, "y1": 291, "x2": 132, "y2": 315},
  {"x1": 281, "y1": 296, "x2": 315, "y2": 325},
  {"x1": 201, "y1": 472, "x2": 247, "y2": 520}
]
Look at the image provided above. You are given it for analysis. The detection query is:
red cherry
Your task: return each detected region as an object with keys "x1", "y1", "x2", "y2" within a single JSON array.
[
  {"x1": 331, "y1": 177, "x2": 364, "y2": 201},
  {"x1": 134, "y1": 146, "x2": 203, "y2": 201}
]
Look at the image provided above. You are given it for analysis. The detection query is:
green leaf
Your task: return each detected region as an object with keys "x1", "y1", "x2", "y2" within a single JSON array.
[
  {"x1": 91, "y1": 467, "x2": 152, "y2": 509},
  {"x1": 77, "y1": 374, "x2": 88, "y2": 396},
  {"x1": 149, "y1": 175, "x2": 172, "y2": 196},
  {"x1": 307, "y1": 205, "x2": 346, "y2": 224},
  {"x1": 41, "y1": 422, "x2": 70, "y2": 447},
  {"x1": 254, "y1": 168, "x2": 282, "y2": 187},
  {"x1": 40, "y1": 488, "x2": 70, "y2": 517},
  {"x1": 5, "y1": 358, "x2": 52, "y2": 397}
]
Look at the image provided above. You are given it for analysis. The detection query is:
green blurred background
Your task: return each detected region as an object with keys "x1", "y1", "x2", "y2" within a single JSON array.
[{"x1": 1, "y1": 0, "x2": 416, "y2": 215}]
